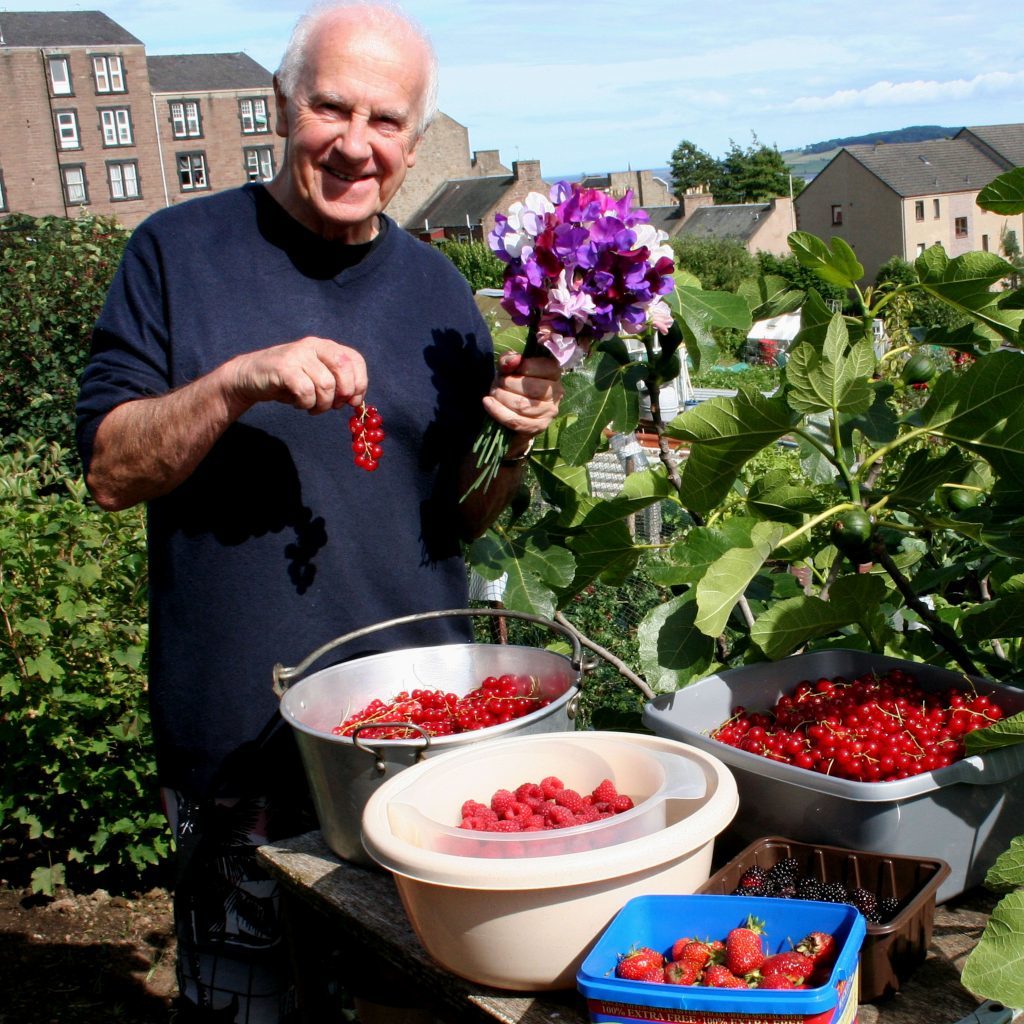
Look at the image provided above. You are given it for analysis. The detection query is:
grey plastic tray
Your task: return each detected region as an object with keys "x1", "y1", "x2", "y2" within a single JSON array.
[{"x1": 642, "y1": 650, "x2": 1024, "y2": 901}]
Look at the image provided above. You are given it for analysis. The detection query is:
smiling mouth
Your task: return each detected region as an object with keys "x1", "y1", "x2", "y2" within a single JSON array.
[{"x1": 323, "y1": 165, "x2": 368, "y2": 183}]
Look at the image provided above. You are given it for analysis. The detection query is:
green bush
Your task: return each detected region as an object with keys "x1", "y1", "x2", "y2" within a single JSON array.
[
  {"x1": 0, "y1": 436, "x2": 168, "y2": 893},
  {"x1": 0, "y1": 213, "x2": 128, "y2": 459},
  {"x1": 436, "y1": 239, "x2": 505, "y2": 292},
  {"x1": 669, "y1": 236, "x2": 758, "y2": 293}
]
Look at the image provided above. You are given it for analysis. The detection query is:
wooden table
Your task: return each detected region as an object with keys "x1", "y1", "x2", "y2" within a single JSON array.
[{"x1": 258, "y1": 831, "x2": 1007, "y2": 1024}]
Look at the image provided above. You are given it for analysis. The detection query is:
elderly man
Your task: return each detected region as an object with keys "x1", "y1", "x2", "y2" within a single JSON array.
[{"x1": 76, "y1": 2, "x2": 562, "y2": 1020}]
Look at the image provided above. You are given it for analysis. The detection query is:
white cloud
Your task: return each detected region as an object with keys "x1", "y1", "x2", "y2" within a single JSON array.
[{"x1": 787, "y1": 70, "x2": 1024, "y2": 113}]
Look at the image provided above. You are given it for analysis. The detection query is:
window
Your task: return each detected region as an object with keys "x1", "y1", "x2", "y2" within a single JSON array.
[
  {"x1": 955, "y1": 217, "x2": 968, "y2": 239},
  {"x1": 244, "y1": 146, "x2": 275, "y2": 182},
  {"x1": 831, "y1": 204, "x2": 843, "y2": 226},
  {"x1": 914, "y1": 200, "x2": 925, "y2": 221},
  {"x1": 107, "y1": 160, "x2": 140, "y2": 200},
  {"x1": 61, "y1": 165, "x2": 88, "y2": 205},
  {"x1": 100, "y1": 108, "x2": 133, "y2": 146},
  {"x1": 0, "y1": 170, "x2": 7, "y2": 213},
  {"x1": 177, "y1": 152, "x2": 209, "y2": 192},
  {"x1": 916, "y1": 242, "x2": 926, "y2": 256},
  {"x1": 239, "y1": 97, "x2": 270, "y2": 134},
  {"x1": 48, "y1": 56, "x2": 72, "y2": 96},
  {"x1": 982, "y1": 234, "x2": 989, "y2": 252},
  {"x1": 93, "y1": 55, "x2": 125, "y2": 94},
  {"x1": 933, "y1": 198, "x2": 940, "y2": 218},
  {"x1": 55, "y1": 110, "x2": 80, "y2": 149},
  {"x1": 169, "y1": 100, "x2": 202, "y2": 139}
]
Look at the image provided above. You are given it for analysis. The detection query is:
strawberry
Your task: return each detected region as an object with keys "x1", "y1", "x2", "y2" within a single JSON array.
[
  {"x1": 663, "y1": 959, "x2": 701, "y2": 985},
  {"x1": 615, "y1": 946, "x2": 665, "y2": 981},
  {"x1": 703, "y1": 964, "x2": 748, "y2": 989},
  {"x1": 796, "y1": 930, "x2": 837, "y2": 968},
  {"x1": 669, "y1": 936, "x2": 694, "y2": 961},
  {"x1": 677, "y1": 939, "x2": 720, "y2": 971},
  {"x1": 758, "y1": 950, "x2": 814, "y2": 980},
  {"x1": 725, "y1": 916, "x2": 766, "y2": 975},
  {"x1": 758, "y1": 973, "x2": 806, "y2": 990}
]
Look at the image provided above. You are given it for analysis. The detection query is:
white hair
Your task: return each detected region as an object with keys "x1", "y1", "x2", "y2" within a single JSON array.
[{"x1": 275, "y1": 0, "x2": 438, "y2": 137}]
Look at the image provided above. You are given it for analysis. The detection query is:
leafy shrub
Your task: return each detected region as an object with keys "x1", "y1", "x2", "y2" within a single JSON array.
[
  {"x1": 436, "y1": 239, "x2": 505, "y2": 292},
  {"x1": 0, "y1": 436, "x2": 167, "y2": 894},
  {"x1": 669, "y1": 236, "x2": 758, "y2": 293},
  {"x1": 0, "y1": 213, "x2": 128, "y2": 460}
]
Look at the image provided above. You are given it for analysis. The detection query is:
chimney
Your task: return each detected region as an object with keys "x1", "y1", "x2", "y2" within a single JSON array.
[{"x1": 512, "y1": 159, "x2": 543, "y2": 184}]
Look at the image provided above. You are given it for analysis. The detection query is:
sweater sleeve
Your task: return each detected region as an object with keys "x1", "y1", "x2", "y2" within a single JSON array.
[{"x1": 75, "y1": 226, "x2": 172, "y2": 475}]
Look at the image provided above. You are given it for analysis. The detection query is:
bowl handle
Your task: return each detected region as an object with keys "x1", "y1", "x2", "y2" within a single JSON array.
[
  {"x1": 352, "y1": 722, "x2": 432, "y2": 773},
  {"x1": 272, "y1": 607, "x2": 584, "y2": 697}
]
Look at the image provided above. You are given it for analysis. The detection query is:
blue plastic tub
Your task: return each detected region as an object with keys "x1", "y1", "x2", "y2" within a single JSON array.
[{"x1": 577, "y1": 894, "x2": 865, "y2": 1024}]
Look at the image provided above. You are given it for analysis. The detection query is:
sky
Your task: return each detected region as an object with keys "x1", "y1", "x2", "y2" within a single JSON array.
[{"x1": 7, "y1": 0, "x2": 1022, "y2": 178}]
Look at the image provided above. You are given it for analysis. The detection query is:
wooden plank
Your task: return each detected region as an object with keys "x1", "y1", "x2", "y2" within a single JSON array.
[{"x1": 259, "y1": 831, "x2": 1000, "y2": 1024}]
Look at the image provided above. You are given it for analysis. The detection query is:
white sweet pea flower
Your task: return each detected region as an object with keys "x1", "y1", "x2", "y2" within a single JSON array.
[
  {"x1": 547, "y1": 270, "x2": 596, "y2": 324},
  {"x1": 646, "y1": 297, "x2": 674, "y2": 335},
  {"x1": 633, "y1": 222, "x2": 674, "y2": 264},
  {"x1": 537, "y1": 324, "x2": 585, "y2": 368}
]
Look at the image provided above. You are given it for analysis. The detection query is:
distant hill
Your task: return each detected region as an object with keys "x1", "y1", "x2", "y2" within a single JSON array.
[
  {"x1": 798, "y1": 125, "x2": 959, "y2": 155},
  {"x1": 782, "y1": 125, "x2": 959, "y2": 180}
]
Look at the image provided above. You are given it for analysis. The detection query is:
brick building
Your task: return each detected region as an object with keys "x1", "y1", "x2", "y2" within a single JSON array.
[
  {"x1": 146, "y1": 52, "x2": 283, "y2": 209},
  {"x1": 0, "y1": 11, "x2": 281, "y2": 227}
]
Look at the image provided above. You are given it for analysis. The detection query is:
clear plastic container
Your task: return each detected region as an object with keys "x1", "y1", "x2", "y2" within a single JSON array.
[{"x1": 386, "y1": 739, "x2": 706, "y2": 857}]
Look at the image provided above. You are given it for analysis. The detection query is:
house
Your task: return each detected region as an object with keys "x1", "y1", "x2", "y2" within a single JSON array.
[
  {"x1": 385, "y1": 111, "x2": 512, "y2": 227},
  {"x1": 0, "y1": 10, "x2": 160, "y2": 225},
  {"x1": 794, "y1": 124, "x2": 1024, "y2": 282},
  {"x1": 402, "y1": 159, "x2": 549, "y2": 242},
  {"x1": 641, "y1": 192, "x2": 796, "y2": 257},
  {"x1": 577, "y1": 169, "x2": 676, "y2": 208},
  {"x1": 146, "y1": 52, "x2": 284, "y2": 206},
  {"x1": 0, "y1": 10, "x2": 281, "y2": 226}
]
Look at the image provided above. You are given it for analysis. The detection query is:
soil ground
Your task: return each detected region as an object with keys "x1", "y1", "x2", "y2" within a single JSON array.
[{"x1": 0, "y1": 884, "x2": 178, "y2": 1024}]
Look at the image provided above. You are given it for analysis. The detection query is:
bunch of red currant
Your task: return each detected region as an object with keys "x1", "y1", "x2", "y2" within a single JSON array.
[
  {"x1": 331, "y1": 673, "x2": 551, "y2": 739},
  {"x1": 349, "y1": 402, "x2": 384, "y2": 472},
  {"x1": 711, "y1": 668, "x2": 1007, "y2": 782}
]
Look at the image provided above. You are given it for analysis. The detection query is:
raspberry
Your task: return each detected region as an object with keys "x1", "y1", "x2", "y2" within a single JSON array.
[
  {"x1": 460, "y1": 800, "x2": 493, "y2": 820},
  {"x1": 515, "y1": 782, "x2": 545, "y2": 807},
  {"x1": 547, "y1": 805, "x2": 575, "y2": 827},
  {"x1": 540, "y1": 776, "x2": 564, "y2": 799},
  {"x1": 611, "y1": 794, "x2": 635, "y2": 813},
  {"x1": 591, "y1": 778, "x2": 619, "y2": 804},
  {"x1": 490, "y1": 789, "x2": 515, "y2": 815},
  {"x1": 492, "y1": 819, "x2": 521, "y2": 832},
  {"x1": 554, "y1": 788, "x2": 586, "y2": 813}
]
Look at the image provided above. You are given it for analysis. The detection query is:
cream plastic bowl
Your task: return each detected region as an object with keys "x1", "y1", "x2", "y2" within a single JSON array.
[{"x1": 360, "y1": 731, "x2": 738, "y2": 991}]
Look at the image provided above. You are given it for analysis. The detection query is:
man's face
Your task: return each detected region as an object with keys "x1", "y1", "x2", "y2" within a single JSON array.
[{"x1": 271, "y1": 13, "x2": 425, "y2": 243}]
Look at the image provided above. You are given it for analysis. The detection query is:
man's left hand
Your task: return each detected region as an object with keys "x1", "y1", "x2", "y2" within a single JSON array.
[{"x1": 482, "y1": 352, "x2": 564, "y2": 440}]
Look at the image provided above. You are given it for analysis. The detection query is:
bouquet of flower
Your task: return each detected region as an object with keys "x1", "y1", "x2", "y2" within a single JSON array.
[{"x1": 468, "y1": 180, "x2": 677, "y2": 493}]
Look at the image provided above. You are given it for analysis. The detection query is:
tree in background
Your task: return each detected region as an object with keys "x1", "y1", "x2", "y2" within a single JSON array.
[
  {"x1": 668, "y1": 139, "x2": 719, "y2": 199},
  {"x1": 669, "y1": 134, "x2": 804, "y2": 206},
  {"x1": 713, "y1": 134, "x2": 804, "y2": 203}
]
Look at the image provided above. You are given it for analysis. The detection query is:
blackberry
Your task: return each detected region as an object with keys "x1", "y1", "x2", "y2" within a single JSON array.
[
  {"x1": 879, "y1": 896, "x2": 902, "y2": 921},
  {"x1": 848, "y1": 887, "x2": 879, "y2": 917},
  {"x1": 821, "y1": 881, "x2": 849, "y2": 903},
  {"x1": 767, "y1": 857, "x2": 801, "y2": 887},
  {"x1": 735, "y1": 865, "x2": 773, "y2": 893},
  {"x1": 774, "y1": 881, "x2": 798, "y2": 899},
  {"x1": 795, "y1": 877, "x2": 825, "y2": 901}
]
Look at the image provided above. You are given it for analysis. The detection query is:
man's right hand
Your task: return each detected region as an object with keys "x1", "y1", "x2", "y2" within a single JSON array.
[
  {"x1": 86, "y1": 337, "x2": 368, "y2": 511},
  {"x1": 226, "y1": 337, "x2": 368, "y2": 416}
]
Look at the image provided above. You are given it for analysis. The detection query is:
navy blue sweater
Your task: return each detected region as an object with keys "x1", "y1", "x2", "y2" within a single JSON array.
[{"x1": 77, "y1": 185, "x2": 493, "y2": 795}]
